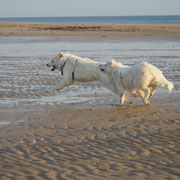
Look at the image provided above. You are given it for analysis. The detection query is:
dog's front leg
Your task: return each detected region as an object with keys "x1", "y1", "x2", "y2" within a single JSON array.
[
  {"x1": 47, "y1": 82, "x2": 65, "y2": 93},
  {"x1": 149, "y1": 85, "x2": 157, "y2": 98},
  {"x1": 47, "y1": 78, "x2": 73, "y2": 93},
  {"x1": 120, "y1": 92, "x2": 125, "y2": 105}
]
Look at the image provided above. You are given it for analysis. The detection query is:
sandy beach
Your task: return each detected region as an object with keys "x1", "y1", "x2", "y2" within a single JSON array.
[
  {"x1": 0, "y1": 22, "x2": 180, "y2": 179},
  {"x1": 0, "y1": 99, "x2": 179, "y2": 180}
]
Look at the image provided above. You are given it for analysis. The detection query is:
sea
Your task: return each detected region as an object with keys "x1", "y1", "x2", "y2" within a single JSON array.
[{"x1": 0, "y1": 15, "x2": 180, "y2": 24}]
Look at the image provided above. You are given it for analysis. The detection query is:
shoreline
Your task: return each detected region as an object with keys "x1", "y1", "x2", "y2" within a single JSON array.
[{"x1": 0, "y1": 22, "x2": 180, "y2": 38}]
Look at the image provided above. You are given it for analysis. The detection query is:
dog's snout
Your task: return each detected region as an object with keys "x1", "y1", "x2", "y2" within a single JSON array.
[
  {"x1": 46, "y1": 64, "x2": 49, "y2": 67},
  {"x1": 100, "y1": 64, "x2": 105, "y2": 72}
]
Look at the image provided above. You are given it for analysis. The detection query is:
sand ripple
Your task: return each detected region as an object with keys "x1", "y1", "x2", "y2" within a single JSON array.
[{"x1": 0, "y1": 104, "x2": 179, "y2": 179}]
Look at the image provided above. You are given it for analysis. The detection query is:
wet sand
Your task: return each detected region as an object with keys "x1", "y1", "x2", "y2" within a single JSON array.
[
  {"x1": 0, "y1": 98, "x2": 180, "y2": 179},
  {"x1": 0, "y1": 24, "x2": 180, "y2": 179}
]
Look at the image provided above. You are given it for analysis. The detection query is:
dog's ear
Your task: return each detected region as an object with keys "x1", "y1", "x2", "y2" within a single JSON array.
[
  {"x1": 109, "y1": 59, "x2": 116, "y2": 67},
  {"x1": 66, "y1": 52, "x2": 71, "y2": 56},
  {"x1": 57, "y1": 53, "x2": 63, "y2": 60}
]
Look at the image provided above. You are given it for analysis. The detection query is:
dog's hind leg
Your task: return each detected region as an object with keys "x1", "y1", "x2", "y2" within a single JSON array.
[
  {"x1": 143, "y1": 88, "x2": 151, "y2": 105},
  {"x1": 136, "y1": 89, "x2": 150, "y2": 105},
  {"x1": 136, "y1": 90, "x2": 145, "y2": 98},
  {"x1": 128, "y1": 90, "x2": 138, "y2": 98},
  {"x1": 149, "y1": 85, "x2": 157, "y2": 98}
]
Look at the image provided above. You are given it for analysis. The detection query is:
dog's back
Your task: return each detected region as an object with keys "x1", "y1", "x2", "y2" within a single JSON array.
[{"x1": 119, "y1": 62, "x2": 173, "y2": 92}]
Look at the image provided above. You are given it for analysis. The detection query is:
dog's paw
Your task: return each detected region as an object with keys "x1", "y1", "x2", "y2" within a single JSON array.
[{"x1": 144, "y1": 100, "x2": 151, "y2": 106}]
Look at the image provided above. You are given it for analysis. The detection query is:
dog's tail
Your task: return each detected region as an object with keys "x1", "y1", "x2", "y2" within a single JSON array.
[{"x1": 158, "y1": 76, "x2": 174, "y2": 93}]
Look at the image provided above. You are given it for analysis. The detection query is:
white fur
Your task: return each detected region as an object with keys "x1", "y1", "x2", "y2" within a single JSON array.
[
  {"x1": 100, "y1": 59, "x2": 174, "y2": 105},
  {"x1": 46, "y1": 53, "x2": 135, "y2": 104}
]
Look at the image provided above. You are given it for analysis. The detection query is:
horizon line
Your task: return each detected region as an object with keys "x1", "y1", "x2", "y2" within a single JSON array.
[{"x1": 0, "y1": 14, "x2": 180, "y2": 18}]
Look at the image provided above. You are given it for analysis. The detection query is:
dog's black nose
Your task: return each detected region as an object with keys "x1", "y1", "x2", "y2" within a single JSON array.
[{"x1": 46, "y1": 64, "x2": 49, "y2": 67}]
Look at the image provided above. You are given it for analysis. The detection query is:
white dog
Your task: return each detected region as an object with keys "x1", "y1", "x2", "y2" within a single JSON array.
[
  {"x1": 46, "y1": 52, "x2": 137, "y2": 104},
  {"x1": 100, "y1": 59, "x2": 174, "y2": 105}
]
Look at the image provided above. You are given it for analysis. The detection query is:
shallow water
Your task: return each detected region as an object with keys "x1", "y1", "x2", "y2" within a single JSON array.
[{"x1": 0, "y1": 37, "x2": 180, "y2": 110}]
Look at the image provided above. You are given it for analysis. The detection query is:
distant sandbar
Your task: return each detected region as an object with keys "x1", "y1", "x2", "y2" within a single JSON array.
[{"x1": 0, "y1": 22, "x2": 180, "y2": 38}]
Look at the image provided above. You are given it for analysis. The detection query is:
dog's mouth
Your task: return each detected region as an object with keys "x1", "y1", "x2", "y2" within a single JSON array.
[
  {"x1": 100, "y1": 65, "x2": 105, "y2": 72},
  {"x1": 46, "y1": 63, "x2": 56, "y2": 71},
  {"x1": 51, "y1": 66, "x2": 55, "y2": 71}
]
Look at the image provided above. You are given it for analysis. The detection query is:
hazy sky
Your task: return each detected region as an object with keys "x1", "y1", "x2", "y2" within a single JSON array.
[{"x1": 0, "y1": 0, "x2": 180, "y2": 17}]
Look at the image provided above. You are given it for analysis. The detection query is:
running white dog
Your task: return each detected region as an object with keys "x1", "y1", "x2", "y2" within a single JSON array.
[
  {"x1": 100, "y1": 59, "x2": 174, "y2": 105},
  {"x1": 46, "y1": 52, "x2": 136, "y2": 104}
]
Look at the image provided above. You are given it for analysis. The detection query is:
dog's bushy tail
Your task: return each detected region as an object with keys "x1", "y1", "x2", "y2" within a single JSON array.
[
  {"x1": 147, "y1": 63, "x2": 174, "y2": 93},
  {"x1": 166, "y1": 80, "x2": 174, "y2": 93},
  {"x1": 159, "y1": 76, "x2": 174, "y2": 93}
]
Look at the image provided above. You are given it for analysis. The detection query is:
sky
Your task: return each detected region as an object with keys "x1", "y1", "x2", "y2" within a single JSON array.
[{"x1": 0, "y1": 0, "x2": 180, "y2": 17}]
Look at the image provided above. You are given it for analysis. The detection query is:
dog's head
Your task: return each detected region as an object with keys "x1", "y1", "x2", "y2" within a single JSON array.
[
  {"x1": 47, "y1": 52, "x2": 71, "y2": 72},
  {"x1": 100, "y1": 59, "x2": 117, "y2": 73},
  {"x1": 47, "y1": 53, "x2": 63, "y2": 71}
]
